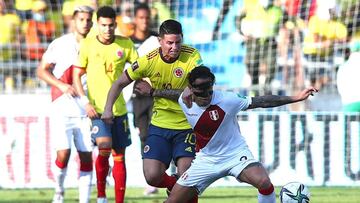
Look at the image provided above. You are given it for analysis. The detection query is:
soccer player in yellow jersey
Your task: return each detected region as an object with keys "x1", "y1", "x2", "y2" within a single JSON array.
[
  {"x1": 72, "y1": 6, "x2": 138, "y2": 203},
  {"x1": 102, "y1": 19, "x2": 203, "y2": 203}
]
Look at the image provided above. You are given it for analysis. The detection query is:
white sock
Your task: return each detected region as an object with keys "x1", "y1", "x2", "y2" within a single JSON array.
[
  {"x1": 258, "y1": 191, "x2": 276, "y2": 203},
  {"x1": 78, "y1": 170, "x2": 93, "y2": 203},
  {"x1": 54, "y1": 167, "x2": 67, "y2": 193}
]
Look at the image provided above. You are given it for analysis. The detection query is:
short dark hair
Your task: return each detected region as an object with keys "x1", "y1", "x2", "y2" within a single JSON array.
[
  {"x1": 159, "y1": 19, "x2": 183, "y2": 37},
  {"x1": 134, "y1": 3, "x2": 150, "y2": 16},
  {"x1": 97, "y1": 6, "x2": 116, "y2": 20},
  {"x1": 188, "y1": 66, "x2": 215, "y2": 86}
]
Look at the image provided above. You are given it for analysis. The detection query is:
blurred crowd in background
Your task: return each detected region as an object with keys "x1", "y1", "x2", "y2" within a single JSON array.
[{"x1": 0, "y1": 0, "x2": 359, "y2": 111}]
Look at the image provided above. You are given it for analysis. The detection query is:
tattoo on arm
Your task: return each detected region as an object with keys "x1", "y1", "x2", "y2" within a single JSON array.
[
  {"x1": 249, "y1": 95, "x2": 295, "y2": 109},
  {"x1": 153, "y1": 89, "x2": 183, "y2": 101}
]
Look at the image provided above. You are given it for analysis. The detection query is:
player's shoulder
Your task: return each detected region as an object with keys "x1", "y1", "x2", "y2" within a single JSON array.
[
  {"x1": 52, "y1": 33, "x2": 74, "y2": 44},
  {"x1": 144, "y1": 47, "x2": 160, "y2": 60},
  {"x1": 114, "y1": 35, "x2": 135, "y2": 46},
  {"x1": 181, "y1": 44, "x2": 198, "y2": 55}
]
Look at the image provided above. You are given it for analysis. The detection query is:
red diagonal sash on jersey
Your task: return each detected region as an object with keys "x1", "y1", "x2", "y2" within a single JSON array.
[
  {"x1": 194, "y1": 105, "x2": 225, "y2": 151},
  {"x1": 51, "y1": 65, "x2": 74, "y2": 101}
]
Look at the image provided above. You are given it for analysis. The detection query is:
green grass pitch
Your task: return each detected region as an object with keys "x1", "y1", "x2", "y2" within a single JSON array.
[{"x1": 0, "y1": 186, "x2": 359, "y2": 202}]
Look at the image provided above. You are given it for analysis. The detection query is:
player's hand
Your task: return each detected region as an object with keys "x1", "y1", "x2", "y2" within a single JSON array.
[
  {"x1": 182, "y1": 87, "x2": 193, "y2": 108},
  {"x1": 59, "y1": 83, "x2": 78, "y2": 97},
  {"x1": 134, "y1": 79, "x2": 153, "y2": 96},
  {"x1": 101, "y1": 110, "x2": 114, "y2": 124},
  {"x1": 296, "y1": 86, "x2": 319, "y2": 101},
  {"x1": 85, "y1": 103, "x2": 99, "y2": 119}
]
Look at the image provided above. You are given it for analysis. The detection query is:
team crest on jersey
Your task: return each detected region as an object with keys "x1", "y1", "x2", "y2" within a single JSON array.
[
  {"x1": 173, "y1": 67, "x2": 184, "y2": 78},
  {"x1": 209, "y1": 110, "x2": 219, "y2": 121},
  {"x1": 131, "y1": 61, "x2": 139, "y2": 71},
  {"x1": 117, "y1": 50, "x2": 123, "y2": 58}
]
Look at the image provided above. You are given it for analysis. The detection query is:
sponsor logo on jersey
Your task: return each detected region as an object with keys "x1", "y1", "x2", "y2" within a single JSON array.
[
  {"x1": 174, "y1": 67, "x2": 184, "y2": 78},
  {"x1": 155, "y1": 72, "x2": 161, "y2": 77},
  {"x1": 117, "y1": 50, "x2": 123, "y2": 58},
  {"x1": 143, "y1": 145, "x2": 150, "y2": 153},
  {"x1": 209, "y1": 110, "x2": 219, "y2": 121},
  {"x1": 131, "y1": 61, "x2": 139, "y2": 71},
  {"x1": 186, "y1": 113, "x2": 198, "y2": 116}
]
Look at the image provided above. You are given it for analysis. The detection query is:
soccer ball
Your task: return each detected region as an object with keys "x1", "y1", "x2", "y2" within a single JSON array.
[{"x1": 279, "y1": 182, "x2": 310, "y2": 203}]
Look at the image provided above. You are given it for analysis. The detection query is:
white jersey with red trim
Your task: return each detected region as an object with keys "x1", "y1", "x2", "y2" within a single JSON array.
[
  {"x1": 42, "y1": 33, "x2": 86, "y2": 117},
  {"x1": 179, "y1": 91, "x2": 252, "y2": 160}
]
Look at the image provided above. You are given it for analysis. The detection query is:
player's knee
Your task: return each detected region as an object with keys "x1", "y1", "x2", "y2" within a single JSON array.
[
  {"x1": 257, "y1": 177, "x2": 274, "y2": 194},
  {"x1": 56, "y1": 149, "x2": 71, "y2": 164},
  {"x1": 78, "y1": 151, "x2": 92, "y2": 163},
  {"x1": 144, "y1": 171, "x2": 162, "y2": 186},
  {"x1": 98, "y1": 148, "x2": 112, "y2": 157},
  {"x1": 97, "y1": 141, "x2": 112, "y2": 150}
]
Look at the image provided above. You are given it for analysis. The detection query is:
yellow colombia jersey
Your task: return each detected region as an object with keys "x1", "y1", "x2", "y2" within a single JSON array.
[
  {"x1": 126, "y1": 45, "x2": 203, "y2": 130},
  {"x1": 76, "y1": 35, "x2": 138, "y2": 116}
]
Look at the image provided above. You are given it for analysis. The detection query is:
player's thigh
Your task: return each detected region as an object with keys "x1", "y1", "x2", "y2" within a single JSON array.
[
  {"x1": 227, "y1": 148, "x2": 263, "y2": 183},
  {"x1": 50, "y1": 116, "x2": 73, "y2": 150},
  {"x1": 143, "y1": 126, "x2": 173, "y2": 167},
  {"x1": 239, "y1": 162, "x2": 271, "y2": 189},
  {"x1": 111, "y1": 114, "x2": 131, "y2": 151},
  {"x1": 91, "y1": 118, "x2": 112, "y2": 148},
  {"x1": 143, "y1": 158, "x2": 168, "y2": 180},
  {"x1": 172, "y1": 129, "x2": 196, "y2": 165},
  {"x1": 177, "y1": 155, "x2": 221, "y2": 195},
  {"x1": 167, "y1": 183, "x2": 198, "y2": 203},
  {"x1": 73, "y1": 117, "x2": 93, "y2": 152},
  {"x1": 237, "y1": 161, "x2": 270, "y2": 188}
]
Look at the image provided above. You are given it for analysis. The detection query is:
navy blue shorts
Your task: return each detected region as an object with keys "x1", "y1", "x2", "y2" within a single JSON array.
[
  {"x1": 91, "y1": 114, "x2": 131, "y2": 149},
  {"x1": 143, "y1": 124, "x2": 196, "y2": 167}
]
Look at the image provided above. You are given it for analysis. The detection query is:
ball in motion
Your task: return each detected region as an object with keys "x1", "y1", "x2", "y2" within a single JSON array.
[{"x1": 279, "y1": 182, "x2": 310, "y2": 203}]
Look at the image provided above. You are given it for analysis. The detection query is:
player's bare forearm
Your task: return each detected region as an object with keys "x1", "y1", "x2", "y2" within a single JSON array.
[
  {"x1": 249, "y1": 95, "x2": 297, "y2": 109},
  {"x1": 153, "y1": 89, "x2": 183, "y2": 101},
  {"x1": 104, "y1": 83, "x2": 123, "y2": 112},
  {"x1": 248, "y1": 87, "x2": 318, "y2": 109}
]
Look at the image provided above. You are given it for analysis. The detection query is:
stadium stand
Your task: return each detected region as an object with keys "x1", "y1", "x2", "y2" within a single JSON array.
[{"x1": 0, "y1": 0, "x2": 359, "y2": 111}]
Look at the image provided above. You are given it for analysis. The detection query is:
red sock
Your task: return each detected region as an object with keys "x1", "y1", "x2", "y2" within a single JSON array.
[
  {"x1": 95, "y1": 148, "x2": 111, "y2": 197},
  {"x1": 55, "y1": 158, "x2": 67, "y2": 169},
  {"x1": 259, "y1": 183, "x2": 274, "y2": 195},
  {"x1": 112, "y1": 152, "x2": 126, "y2": 203},
  {"x1": 153, "y1": 173, "x2": 177, "y2": 191}
]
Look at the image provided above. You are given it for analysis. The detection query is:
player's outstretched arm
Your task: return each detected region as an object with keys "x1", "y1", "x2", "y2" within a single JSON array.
[
  {"x1": 102, "y1": 72, "x2": 132, "y2": 124},
  {"x1": 248, "y1": 86, "x2": 318, "y2": 109},
  {"x1": 134, "y1": 80, "x2": 183, "y2": 101}
]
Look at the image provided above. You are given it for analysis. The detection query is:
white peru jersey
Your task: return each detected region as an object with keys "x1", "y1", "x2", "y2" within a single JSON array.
[
  {"x1": 179, "y1": 91, "x2": 252, "y2": 160},
  {"x1": 42, "y1": 33, "x2": 86, "y2": 116}
]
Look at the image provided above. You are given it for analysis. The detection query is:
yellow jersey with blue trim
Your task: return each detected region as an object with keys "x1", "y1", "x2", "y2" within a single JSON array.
[
  {"x1": 126, "y1": 45, "x2": 203, "y2": 129},
  {"x1": 76, "y1": 35, "x2": 138, "y2": 116}
]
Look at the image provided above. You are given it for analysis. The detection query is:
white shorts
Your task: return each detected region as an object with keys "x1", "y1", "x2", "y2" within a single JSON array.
[
  {"x1": 51, "y1": 115, "x2": 93, "y2": 152},
  {"x1": 177, "y1": 148, "x2": 257, "y2": 195}
]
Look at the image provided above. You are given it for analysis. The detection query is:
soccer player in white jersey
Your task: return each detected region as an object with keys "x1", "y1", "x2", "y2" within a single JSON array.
[
  {"x1": 154, "y1": 66, "x2": 318, "y2": 203},
  {"x1": 36, "y1": 6, "x2": 94, "y2": 203}
]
